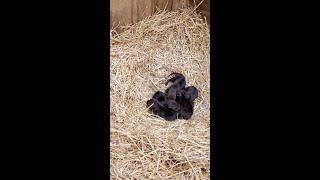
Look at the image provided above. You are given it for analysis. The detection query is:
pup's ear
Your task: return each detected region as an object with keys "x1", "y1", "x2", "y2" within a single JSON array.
[{"x1": 146, "y1": 99, "x2": 154, "y2": 107}]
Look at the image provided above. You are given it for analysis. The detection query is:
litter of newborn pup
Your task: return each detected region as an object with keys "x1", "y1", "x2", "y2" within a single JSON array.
[{"x1": 146, "y1": 72, "x2": 198, "y2": 121}]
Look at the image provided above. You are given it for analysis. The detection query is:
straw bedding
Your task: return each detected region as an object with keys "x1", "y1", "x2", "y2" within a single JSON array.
[{"x1": 110, "y1": 6, "x2": 210, "y2": 180}]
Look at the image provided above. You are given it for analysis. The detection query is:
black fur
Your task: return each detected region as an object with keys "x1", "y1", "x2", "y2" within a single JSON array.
[{"x1": 146, "y1": 73, "x2": 199, "y2": 121}]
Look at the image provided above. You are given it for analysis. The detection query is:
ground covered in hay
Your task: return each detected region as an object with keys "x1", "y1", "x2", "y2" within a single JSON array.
[{"x1": 110, "y1": 7, "x2": 210, "y2": 179}]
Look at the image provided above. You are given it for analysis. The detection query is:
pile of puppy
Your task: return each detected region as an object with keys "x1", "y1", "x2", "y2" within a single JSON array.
[{"x1": 146, "y1": 73, "x2": 198, "y2": 121}]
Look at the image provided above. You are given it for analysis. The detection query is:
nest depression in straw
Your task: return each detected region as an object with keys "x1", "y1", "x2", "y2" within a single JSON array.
[{"x1": 110, "y1": 6, "x2": 210, "y2": 180}]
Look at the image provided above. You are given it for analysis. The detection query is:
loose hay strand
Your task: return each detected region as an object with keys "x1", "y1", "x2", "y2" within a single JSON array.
[{"x1": 110, "y1": 6, "x2": 210, "y2": 180}]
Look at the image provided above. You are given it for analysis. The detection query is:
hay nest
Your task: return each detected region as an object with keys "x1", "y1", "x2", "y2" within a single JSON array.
[{"x1": 110, "y1": 6, "x2": 210, "y2": 179}]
